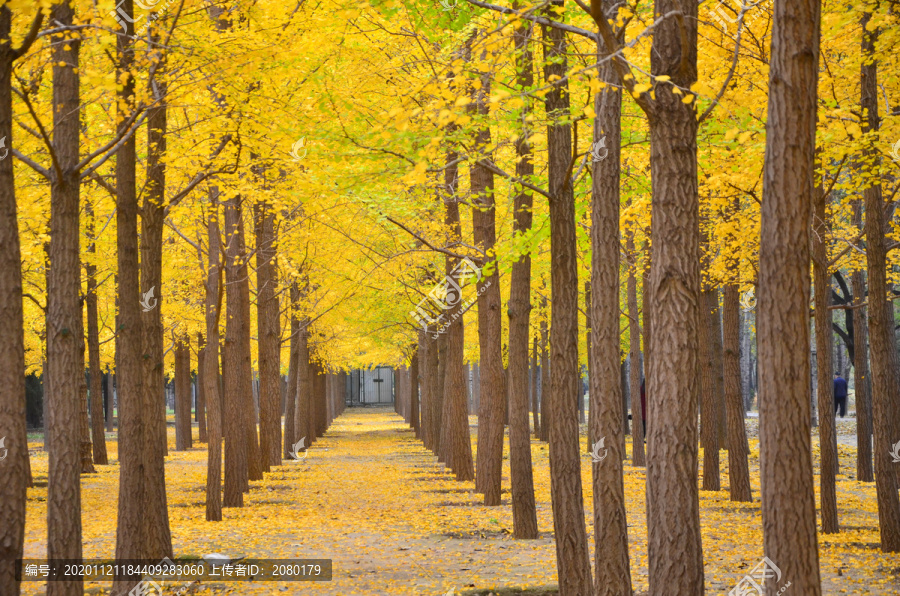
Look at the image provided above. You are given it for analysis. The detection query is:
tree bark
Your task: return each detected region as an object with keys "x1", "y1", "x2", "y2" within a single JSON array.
[
  {"x1": 294, "y1": 318, "x2": 312, "y2": 452},
  {"x1": 0, "y1": 7, "x2": 39, "y2": 594},
  {"x1": 439, "y1": 138, "x2": 474, "y2": 480},
  {"x1": 642, "y1": 1, "x2": 704, "y2": 593},
  {"x1": 140, "y1": 40, "x2": 173, "y2": 557},
  {"x1": 626, "y1": 231, "x2": 645, "y2": 467},
  {"x1": 860, "y1": 9, "x2": 900, "y2": 553},
  {"x1": 531, "y1": 337, "x2": 540, "y2": 438},
  {"x1": 223, "y1": 196, "x2": 247, "y2": 506},
  {"x1": 812, "y1": 175, "x2": 839, "y2": 533},
  {"x1": 255, "y1": 202, "x2": 281, "y2": 469},
  {"x1": 542, "y1": 9, "x2": 593, "y2": 593},
  {"x1": 723, "y1": 282, "x2": 752, "y2": 502},
  {"x1": 589, "y1": 23, "x2": 633, "y2": 592},
  {"x1": 409, "y1": 346, "x2": 420, "y2": 437},
  {"x1": 236, "y1": 210, "x2": 263, "y2": 481},
  {"x1": 85, "y1": 199, "x2": 107, "y2": 466},
  {"x1": 700, "y1": 254, "x2": 720, "y2": 491},
  {"x1": 469, "y1": 59, "x2": 505, "y2": 504},
  {"x1": 203, "y1": 194, "x2": 223, "y2": 521},
  {"x1": 506, "y1": 12, "x2": 539, "y2": 540},
  {"x1": 852, "y1": 201, "x2": 873, "y2": 482},
  {"x1": 284, "y1": 283, "x2": 300, "y2": 457},
  {"x1": 175, "y1": 337, "x2": 192, "y2": 450},
  {"x1": 758, "y1": 0, "x2": 825, "y2": 592},
  {"x1": 539, "y1": 307, "x2": 550, "y2": 442},
  {"x1": 112, "y1": 0, "x2": 142, "y2": 590}
]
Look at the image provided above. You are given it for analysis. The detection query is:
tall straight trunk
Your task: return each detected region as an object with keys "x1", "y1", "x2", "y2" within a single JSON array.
[
  {"x1": 852, "y1": 203, "x2": 873, "y2": 482},
  {"x1": 237, "y1": 212, "x2": 263, "y2": 481},
  {"x1": 223, "y1": 196, "x2": 247, "y2": 506},
  {"x1": 470, "y1": 61, "x2": 504, "y2": 504},
  {"x1": 140, "y1": 40, "x2": 173, "y2": 557},
  {"x1": 642, "y1": 1, "x2": 704, "y2": 593},
  {"x1": 507, "y1": 12, "x2": 538, "y2": 539},
  {"x1": 711, "y1": 297, "x2": 726, "y2": 448},
  {"x1": 860, "y1": 9, "x2": 900, "y2": 553},
  {"x1": 722, "y1": 284, "x2": 752, "y2": 501},
  {"x1": 295, "y1": 320, "x2": 312, "y2": 448},
  {"x1": 812, "y1": 177, "x2": 839, "y2": 533},
  {"x1": 0, "y1": 8, "x2": 40, "y2": 594},
  {"x1": 77, "y1": 319, "x2": 94, "y2": 475},
  {"x1": 429, "y1": 333, "x2": 443, "y2": 454},
  {"x1": 626, "y1": 234, "x2": 645, "y2": 467},
  {"x1": 418, "y1": 329, "x2": 432, "y2": 448},
  {"x1": 439, "y1": 137, "x2": 474, "y2": 480},
  {"x1": 255, "y1": 202, "x2": 281, "y2": 468},
  {"x1": 758, "y1": 0, "x2": 824, "y2": 592},
  {"x1": 284, "y1": 284, "x2": 300, "y2": 457},
  {"x1": 700, "y1": 237, "x2": 720, "y2": 491},
  {"x1": 47, "y1": 3, "x2": 85, "y2": 591},
  {"x1": 409, "y1": 346, "x2": 420, "y2": 436},
  {"x1": 315, "y1": 360, "x2": 328, "y2": 436},
  {"x1": 85, "y1": 199, "x2": 107, "y2": 465},
  {"x1": 542, "y1": 10, "x2": 593, "y2": 593},
  {"x1": 589, "y1": 21, "x2": 633, "y2": 592},
  {"x1": 585, "y1": 282, "x2": 593, "y2": 451},
  {"x1": 204, "y1": 193, "x2": 223, "y2": 521},
  {"x1": 105, "y1": 372, "x2": 114, "y2": 432},
  {"x1": 853, "y1": 14, "x2": 874, "y2": 488},
  {"x1": 175, "y1": 337, "x2": 192, "y2": 450},
  {"x1": 641, "y1": 245, "x2": 651, "y2": 439},
  {"x1": 112, "y1": 0, "x2": 142, "y2": 591},
  {"x1": 531, "y1": 337, "x2": 541, "y2": 438},
  {"x1": 197, "y1": 335, "x2": 207, "y2": 442},
  {"x1": 539, "y1": 306, "x2": 550, "y2": 442}
]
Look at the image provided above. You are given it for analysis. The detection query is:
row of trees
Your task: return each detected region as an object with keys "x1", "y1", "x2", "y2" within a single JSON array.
[{"x1": 1, "y1": 0, "x2": 899, "y2": 596}]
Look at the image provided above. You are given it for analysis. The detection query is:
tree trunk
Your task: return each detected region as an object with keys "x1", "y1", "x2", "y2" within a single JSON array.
[
  {"x1": 712, "y1": 296, "x2": 727, "y2": 449},
  {"x1": 812, "y1": 175, "x2": 839, "y2": 533},
  {"x1": 85, "y1": 199, "x2": 107, "y2": 466},
  {"x1": 852, "y1": 204, "x2": 873, "y2": 482},
  {"x1": 175, "y1": 337, "x2": 192, "y2": 450},
  {"x1": 418, "y1": 329, "x2": 432, "y2": 448},
  {"x1": 409, "y1": 346, "x2": 420, "y2": 437},
  {"x1": 542, "y1": 9, "x2": 593, "y2": 593},
  {"x1": 531, "y1": 338, "x2": 540, "y2": 438},
  {"x1": 140, "y1": 43, "x2": 173, "y2": 557},
  {"x1": 643, "y1": 1, "x2": 704, "y2": 593},
  {"x1": 539, "y1": 307, "x2": 550, "y2": 442},
  {"x1": 589, "y1": 24, "x2": 633, "y2": 592},
  {"x1": 294, "y1": 319, "x2": 312, "y2": 452},
  {"x1": 0, "y1": 8, "x2": 38, "y2": 593},
  {"x1": 626, "y1": 234, "x2": 645, "y2": 467},
  {"x1": 203, "y1": 193, "x2": 223, "y2": 520},
  {"x1": 722, "y1": 282, "x2": 752, "y2": 502},
  {"x1": 255, "y1": 202, "x2": 281, "y2": 469},
  {"x1": 700, "y1": 260, "x2": 720, "y2": 490},
  {"x1": 237, "y1": 210, "x2": 263, "y2": 482},
  {"x1": 506, "y1": 10, "x2": 538, "y2": 539},
  {"x1": 860, "y1": 9, "x2": 900, "y2": 553},
  {"x1": 112, "y1": 0, "x2": 142, "y2": 590},
  {"x1": 223, "y1": 196, "x2": 247, "y2": 506},
  {"x1": 469, "y1": 58, "x2": 505, "y2": 504},
  {"x1": 758, "y1": 0, "x2": 825, "y2": 592},
  {"x1": 284, "y1": 283, "x2": 300, "y2": 457},
  {"x1": 439, "y1": 137, "x2": 474, "y2": 480}
]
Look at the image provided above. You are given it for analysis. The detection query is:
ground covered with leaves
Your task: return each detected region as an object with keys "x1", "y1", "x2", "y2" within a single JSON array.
[{"x1": 22, "y1": 407, "x2": 900, "y2": 595}]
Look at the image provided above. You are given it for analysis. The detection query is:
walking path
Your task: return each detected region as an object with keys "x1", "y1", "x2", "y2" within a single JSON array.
[{"x1": 21, "y1": 405, "x2": 900, "y2": 595}]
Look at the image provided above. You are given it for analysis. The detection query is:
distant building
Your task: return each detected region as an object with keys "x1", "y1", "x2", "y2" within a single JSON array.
[{"x1": 347, "y1": 367, "x2": 394, "y2": 406}]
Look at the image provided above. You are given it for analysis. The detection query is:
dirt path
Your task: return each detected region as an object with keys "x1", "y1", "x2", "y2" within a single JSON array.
[{"x1": 21, "y1": 406, "x2": 900, "y2": 595}]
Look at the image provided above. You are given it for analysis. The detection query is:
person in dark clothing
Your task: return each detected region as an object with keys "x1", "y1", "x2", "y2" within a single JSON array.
[{"x1": 833, "y1": 372, "x2": 848, "y2": 418}]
